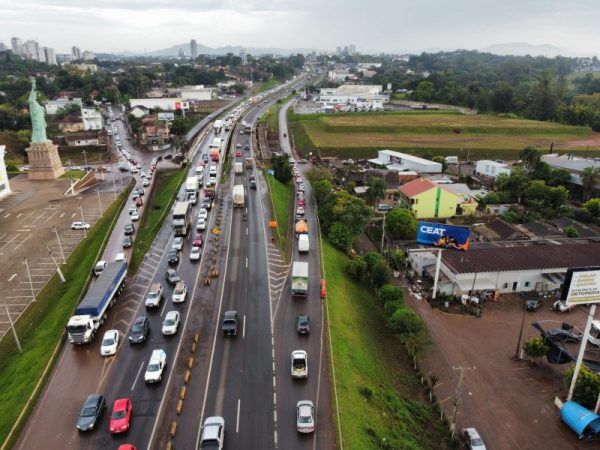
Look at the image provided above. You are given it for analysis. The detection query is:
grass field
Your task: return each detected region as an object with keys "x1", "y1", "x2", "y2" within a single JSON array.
[
  {"x1": 59, "y1": 169, "x2": 85, "y2": 180},
  {"x1": 0, "y1": 182, "x2": 131, "y2": 448},
  {"x1": 324, "y1": 242, "x2": 450, "y2": 449},
  {"x1": 264, "y1": 172, "x2": 293, "y2": 255},
  {"x1": 291, "y1": 111, "x2": 600, "y2": 160},
  {"x1": 256, "y1": 79, "x2": 280, "y2": 93},
  {"x1": 129, "y1": 169, "x2": 186, "y2": 274}
]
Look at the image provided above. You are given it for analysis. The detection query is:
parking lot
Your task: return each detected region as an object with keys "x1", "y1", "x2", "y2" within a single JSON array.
[
  {"x1": 0, "y1": 175, "x2": 119, "y2": 339},
  {"x1": 404, "y1": 284, "x2": 600, "y2": 450}
]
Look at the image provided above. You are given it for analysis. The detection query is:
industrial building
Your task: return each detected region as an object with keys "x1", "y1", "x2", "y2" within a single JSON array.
[
  {"x1": 45, "y1": 97, "x2": 83, "y2": 115},
  {"x1": 369, "y1": 150, "x2": 442, "y2": 173},
  {"x1": 542, "y1": 153, "x2": 600, "y2": 198},
  {"x1": 129, "y1": 98, "x2": 189, "y2": 111},
  {"x1": 475, "y1": 160, "x2": 512, "y2": 179},
  {"x1": 318, "y1": 84, "x2": 389, "y2": 110}
]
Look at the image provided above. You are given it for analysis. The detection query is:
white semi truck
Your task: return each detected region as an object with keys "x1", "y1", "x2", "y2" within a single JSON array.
[{"x1": 233, "y1": 184, "x2": 245, "y2": 207}]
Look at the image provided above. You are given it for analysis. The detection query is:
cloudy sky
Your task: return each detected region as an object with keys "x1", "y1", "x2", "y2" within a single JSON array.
[{"x1": 0, "y1": 0, "x2": 598, "y2": 55}]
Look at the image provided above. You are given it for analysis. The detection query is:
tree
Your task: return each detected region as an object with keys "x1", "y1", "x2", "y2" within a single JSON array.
[
  {"x1": 270, "y1": 154, "x2": 293, "y2": 184},
  {"x1": 386, "y1": 208, "x2": 417, "y2": 240},
  {"x1": 519, "y1": 146, "x2": 542, "y2": 172},
  {"x1": 564, "y1": 365, "x2": 600, "y2": 410},
  {"x1": 523, "y1": 337, "x2": 549, "y2": 359},
  {"x1": 306, "y1": 166, "x2": 332, "y2": 185},
  {"x1": 584, "y1": 198, "x2": 600, "y2": 219},
  {"x1": 564, "y1": 225, "x2": 579, "y2": 238},
  {"x1": 330, "y1": 191, "x2": 372, "y2": 236},
  {"x1": 366, "y1": 176, "x2": 386, "y2": 206},
  {"x1": 328, "y1": 222, "x2": 354, "y2": 252},
  {"x1": 369, "y1": 259, "x2": 391, "y2": 288},
  {"x1": 379, "y1": 284, "x2": 404, "y2": 314},
  {"x1": 387, "y1": 308, "x2": 424, "y2": 336},
  {"x1": 491, "y1": 81, "x2": 514, "y2": 113},
  {"x1": 581, "y1": 167, "x2": 600, "y2": 201},
  {"x1": 345, "y1": 256, "x2": 367, "y2": 280},
  {"x1": 499, "y1": 168, "x2": 530, "y2": 203},
  {"x1": 432, "y1": 156, "x2": 447, "y2": 172},
  {"x1": 170, "y1": 117, "x2": 187, "y2": 135},
  {"x1": 413, "y1": 80, "x2": 434, "y2": 102}
]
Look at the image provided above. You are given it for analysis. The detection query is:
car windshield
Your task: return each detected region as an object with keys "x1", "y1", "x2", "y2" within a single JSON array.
[
  {"x1": 298, "y1": 318, "x2": 308, "y2": 326},
  {"x1": 175, "y1": 288, "x2": 184, "y2": 294},
  {"x1": 111, "y1": 410, "x2": 126, "y2": 419},
  {"x1": 102, "y1": 338, "x2": 114, "y2": 346},
  {"x1": 148, "y1": 292, "x2": 158, "y2": 299},
  {"x1": 132, "y1": 323, "x2": 144, "y2": 332},
  {"x1": 165, "y1": 319, "x2": 175, "y2": 326},
  {"x1": 147, "y1": 363, "x2": 159, "y2": 372},
  {"x1": 471, "y1": 438, "x2": 484, "y2": 446},
  {"x1": 299, "y1": 409, "x2": 312, "y2": 423},
  {"x1": 81, "y1": 406, "x2": 97, "y2": 417}
]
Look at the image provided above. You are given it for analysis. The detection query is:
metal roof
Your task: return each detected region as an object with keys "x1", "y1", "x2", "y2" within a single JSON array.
[{"x1": 442, "y1": 242, "x2": 600, "y2": 274}]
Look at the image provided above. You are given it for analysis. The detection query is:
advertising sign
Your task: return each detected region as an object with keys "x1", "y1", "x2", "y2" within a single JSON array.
[
  {"x1": 416, "y1": 221, "x2": 470, "y2": 251},
  {"x1": 174, "y1": 101, "x2": 189, "y2": 110},
  {"x1": 157, "y1": 112, "x2": 174, "y2": 121},
  {"x1": 562, "y1": 267, "x2": 600, "y2": 306}
]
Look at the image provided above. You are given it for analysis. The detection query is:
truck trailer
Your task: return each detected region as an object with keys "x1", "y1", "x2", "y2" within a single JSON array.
[
  {"x1": 172, "y1": 201, "x2": 192, "y2": 236},
  {"x1": 186, "y1": 176, "x2": 199, "y2": 196},
  {"x1": 233, "y1": 184, "x2": 245, "y2": 207},
  {"x1": 66, "y1": 261, "x2": 127, "y2": 344},
  {"x1": 234, "y1": 162, "x2": 243, "y2": 174},
  {"x1": 291, "y1": 261, "x2": 309, "y2": 296}
]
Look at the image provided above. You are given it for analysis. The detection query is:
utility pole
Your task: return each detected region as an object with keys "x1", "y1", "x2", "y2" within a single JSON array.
[
  {"x1": 96, "y1": 188, "x2": 103, "y2": 215},
  {"x1": 380, "y1": 211, "x2": 387, "y2": 251},
  {"x1": 47, "y1": 246, "x2": 66, "y2": 282},
  {"x1": 5, "y1": 305, "x2": 22, "y2": 353},
  {"x1": 82, "y1": 149, "x2": 88, "y2": 171},
  {"x1": 79, "y1": 206, "x2": 87, "y2": 237},
  {"x1": 23, "y1": 257, "x2": 35, "y2": 301},
  {"x1": 52, "y1": 226, "x2": 66, "y2": 264},
  {"x1": 451, "y1": 366, "x2": 475, "y2": 439}
]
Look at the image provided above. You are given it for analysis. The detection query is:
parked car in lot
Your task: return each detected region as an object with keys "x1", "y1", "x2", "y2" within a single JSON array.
[
  {"x1": 144, "y1": 349, "x2": 167, "y2": 383},
  {"x1": 77, "y1": 394, "x2": 106, "y2": 432},
  {"x1": 296, "y1": 400, "x2": 315, "y2": 433},
  {"x1": 145, "y1": 283, "x2": 163, "y2": 308},
  {"x1": 172, "y1": 281, "x2": 187, "y2": 303},
  {"x1": 100, "y1": 329, "x2": 119, "y2": 356},
  {"x1": 71, "y1": 221, "x2": 91, "y2": 230},
  {"x1": 222, "y1": 311, "x2": 239, "y2": 336},
  {"x1": 128, "y1": 316, "x2": 150, "y2": 343},
  {"x1": 166, "y1": 268, "x2": 181, "y2": 285},
  {"x1": 161, "y1": 311, "x2": 180, "y2": 335},
  {"x1": 109, "y1": 398, "x2": 132, "y2": 434},
  {"x1": 296, "y1": 314, "x2": 310, "y2": 334},
  {"x1": 190, "y1": 245, "x2": 201, "y2": 261},
  {"x1": 124, "y1": 223, "x2": 135, "y2": 235}
]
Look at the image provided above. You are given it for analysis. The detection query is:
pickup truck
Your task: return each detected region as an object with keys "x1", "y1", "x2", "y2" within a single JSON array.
[{"x1": 291, "y1": 350, "x2": 308, "y2": 378}]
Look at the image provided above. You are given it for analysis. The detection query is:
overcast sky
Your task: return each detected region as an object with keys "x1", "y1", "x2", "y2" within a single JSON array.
[{"x1": 0, "y1": 0, "x2": 598, "y2": 55}]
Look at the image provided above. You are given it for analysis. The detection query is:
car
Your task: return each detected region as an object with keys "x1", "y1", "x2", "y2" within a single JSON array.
[
  {"x1": 128, "y1": 316, "x2": 150, "y2": 343},
  {"x1": 239, "y1": 130, "x2": 244, "y2": 135},
  {"x1": 144, "y1": 349, "x2": 167, "y2": 383},
  {"x1": 197, "y1": 217, "x2": 207, "y2": 231},
  {"x1": 145, "y1": 283, "x2": 163, "y2": 308},
  {"x1": 129, "y1": 206, "x2": 137, "y2": 215},
  {"x1": 526, "y1": 298, "x2": 542, "y2": 312},
  {"x1": 168, "y1": 249, "x2": 179, "y2": 265},
  {"x1": 131, "y1": 167, "x2": 139, "y2": 174},
  {"x1": 138, "y1": 187, "x2": 145, "y2": 196},
  {"x1": 296, "y1": 206, "x2": 305, "y2": 216},
  {"x1": 189, "y1": 245, "x2": 201, "y2": 261},
  {"x1": 461, "y1": 427, "x2": 486, "y2": 450},
  {"x1": 124, "y1": 223, "x2": 135, "y2": 235},
  {"x1": 291, "y1": 350, "x2": 308, "y2": 378},
  {"x1": 166, "y1": 268, "x2": 181, "y2": 285},
  {"x1": 244, "y1": 144, "x2": 250, "y2": 151},
  {"x1": 236, "y1": 150, "x2": 242, "y2": 157},
  {"x1": 193, "y1": 234, "x2": 203, "y2": 247},
  {"x1": 296, "y1": 400, "x2": 315, "y2": 433},
  {"x1": 77, "y1": 394, "x2": 106, "y2": 431},
  {"x1": 172, "y1": 281, "x2": 187, "y2": 303},
  {"x1": 135, "y1": 197, "x2": 143, "y2": 207},
  {"x1": 131, "y1": 210, "x2": 140, "y2": 221},
  {"x1": 199, "y1": 416, "x2": 225, "y2": 449},
  {"x1": 162, "y1": 311, "x2": 180, "y2": 335},
  {"x1": 202, "y1": 154, "x2": 209, "y2": 162},
  {"x1": 296, "y1": 314, "x2": 310, "y2": 334},
  {"x1": 172, "y1": 236, "x2": 184, "y2": 251},
  {"x1": 118, "y1": 445, "x2": 137, "y2": 450},
  {"x1": 206, "y1": 178, "x2": 216, "y2": 187},
  {"x1": 71, "y1": 221, "x2": 91, "y2": 230},
  {"x1": 165, "y1": 154, "x2": 173, "y2": 160},
  {"x1": 197, "y1": 208, "x2": 208, "y2": 220},
  {"x1": 222, "y1": 310, "x2": 239, "y2": 336},
  {"x1": 122, "y1": 236, "x2": 133, "y2": 248},
  {"x1": 109, "y1": 398, "x2": 132, "y2": 434},
  {"x1": 297, "y1": 200, "x2": 305, "y2": 208},
  {"x1": 142, "y1": 179, "x2": 150, "y2": 187},
  {"x1": 100, "y1": 329, "x2": 119, "y2": 356}
]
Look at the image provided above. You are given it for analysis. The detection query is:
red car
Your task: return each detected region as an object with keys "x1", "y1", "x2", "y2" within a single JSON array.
[
  {"x1": 118, "y1": 446, "x2": 137, "y2": 450},
  {"x1": 193, "y1": 234, "x2": 203, "y2": 247},
  {"x1": 236, "y1": 150, "x2": 242, "y2": 157},
  {"x1": 135, "y1": 197, "x2": 143, "y2": 207},
  {"x1": 297, "y1": 199, "x2": 305, "y2": 207},
  {"x1": 109, "y1": 398, "x2": 132, "y2": 434}
]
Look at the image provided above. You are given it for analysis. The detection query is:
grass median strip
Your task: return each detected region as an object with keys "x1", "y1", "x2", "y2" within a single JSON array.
[
  {"x1": 323, "y1": 242, "x2": 449, "y2": 449},
  {"x1": 129, "y1": 168, "x2": 186, "y2": 274},
  {"x1": 263, "y1": 171, "x2": 293, "y2": 255},
  {"x1": 0, "y1": 181, "x2": 132, "y2": 448}
]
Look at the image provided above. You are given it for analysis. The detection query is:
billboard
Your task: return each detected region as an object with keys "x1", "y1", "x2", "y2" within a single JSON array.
[
  {"x1": 561, "y1": 267, "x2": 600, "y2": 306},
  {"x1": 174, "y1": 101, "x2": 189, "y2": 110},
  {"x1": 416, "y1": 221, "x2": 470, "y2": 251},
  {"x1": 157, "y1": 112, "x2": 174, "y2": 121}
]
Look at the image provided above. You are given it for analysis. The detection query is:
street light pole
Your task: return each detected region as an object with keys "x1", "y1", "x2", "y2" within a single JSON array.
[
  {"x1": 111, "y1": 164, "x2": 117, "y2": 199},
  {"x1": 47, "y1": 247, "x2": 66, "y2": 282},
  {"x1": 96, "y1": 188, "x2": 103, "y2": 215},
  {"x1": 52, "y1": 226, "x2": 66, "y2": 264},
  {"x1": 5, "y1": 306, "x2": 22, "y2": 354},
  {"x1": 82, "y1": 149, "x2": 88, "y2": 171},
  {"x1": 380, "y1": 211, "x2": 387, "y2": 251},
  {"x1": 23, "y1": 257, "x2": 35, "y2": 301},
  {"x1": 79, "y1": 206, "x2": 87, "y2": 237}
]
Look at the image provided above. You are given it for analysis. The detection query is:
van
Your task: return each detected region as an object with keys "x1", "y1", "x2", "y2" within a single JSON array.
[
  {"x1": 195, "y1": 166, "x2": 204, "y2": 176},
  {"x1": 298, "y1": 234, "x2": 309, "y2": 253}
]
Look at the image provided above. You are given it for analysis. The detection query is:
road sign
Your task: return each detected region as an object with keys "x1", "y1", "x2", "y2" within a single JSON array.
[{"x1": 562, "y1": 267, "x2": 600, "y2": 306}]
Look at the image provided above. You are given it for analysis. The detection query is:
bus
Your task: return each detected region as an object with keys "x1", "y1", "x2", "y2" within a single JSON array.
[{"x1": 172, "y1": 201, "x2": 191, "y2": 236}]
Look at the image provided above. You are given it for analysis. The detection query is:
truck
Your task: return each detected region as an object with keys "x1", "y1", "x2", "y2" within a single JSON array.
[
  {"x1": 66, "y1": 261, "x2": 127, "y2": 344},
  {"x1": 172, "y1": 201, "x2": 191, "y2": 236},
  {"x1": 234, "y1": 162, "x2": 243, "y2": 174},
  {"x1": 233, "y1": 184, "x2": 245, "y2": 207},
  {"x1": 209, "y1": 137, "x2": 223, "y2": 162},
  {"x1": 245, "y1": 157, "x2": 254, "y2": 169},
  {"x1": 185, "y1": 176, "x2": 199, "y2": 196},
  {"x1": 213, "y1": 120, "x2": 224, "y2": 134},
  {"x1": 291, "y1": 261, "x2": 309, "y2": 296},
  {"x1": 298, "y1": 233, "x2": 309, "y2": 253},
  {"x1": 210, "y1": 148, "x2": 220, "y2": 162}
]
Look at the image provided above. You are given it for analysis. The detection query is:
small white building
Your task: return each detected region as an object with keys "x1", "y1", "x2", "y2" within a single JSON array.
[
  {"x1": 45, "y1": 97, "x2": 83, "y2": 115},
  {"x1": 475, "y1": 160, "x2": 512, "y2": 179},
  {"x1": 0, "y1": 145, "x2": 11, "y2": 200},
  {"x1": 81, "y1": 106, "x2": 103, "y2": 131},
  {"x1": 129, "y1": 98, "x2": 189, "y2": 111},
  {"x1": 318, "y1": 84, "x2": 389, "y2": 110},
  {"x1": 129, "y1": 106, "x2": 150, "y2": 119},
  {"x1": 369, "y1": 150, "x2": 442, "y2": 174}
]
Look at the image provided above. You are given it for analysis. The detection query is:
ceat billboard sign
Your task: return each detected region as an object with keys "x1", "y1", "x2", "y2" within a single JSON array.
[
  {"x1": 562, "y1": 267, "x2": 600, "y2": 306},
  {"x1": 416, "y1": 221, "x2": 470, "y2": 251},
  {"x1": 174, "y1": 101, "x2": 189, "y2": 110}
]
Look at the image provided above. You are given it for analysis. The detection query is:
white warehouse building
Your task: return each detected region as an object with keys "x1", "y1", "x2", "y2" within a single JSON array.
[
  {"x1": 475, "y1": 160, "x2": 512, "y2": 179},
  {"x1": 369, "y1": 150, "x2": 443, "y2": 174},
  {"x1": 129, "y1": 98, "x2": 189, "y2": 111},
  {"x1": 318, "y1": 84, "x2": 389, "y2": 110}
]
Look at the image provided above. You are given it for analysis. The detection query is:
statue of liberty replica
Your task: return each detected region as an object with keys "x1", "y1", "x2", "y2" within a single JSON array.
[{"x1": 26, "y1": 80, "x2": 65, "y2": 179}]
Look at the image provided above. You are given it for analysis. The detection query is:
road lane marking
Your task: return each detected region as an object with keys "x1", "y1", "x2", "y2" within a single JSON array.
[
  {"x1": 160, "y1": 298, "x2": 168, "y2": 317},
  {"x1": 246, "y1": 227, "x2": 248, "y2": 236},
  {"x1": 245, "y1": 257, "x2": 248, "y2": 269},
  {"x1": 236, "y1": 399, "x2": 241, "y2": 433},
  {"x1": 16, "y1": 213, "x2": 23, "y2": 218},
  {"x1": 242, "y1": 315, "x2": 246, "y2": 339},
  {"x1": 8, "y1": 273, "x2": 17, "y2": 282},
  {"x1": 131, "y1": 361, "x2": 145, "y2": 391}
]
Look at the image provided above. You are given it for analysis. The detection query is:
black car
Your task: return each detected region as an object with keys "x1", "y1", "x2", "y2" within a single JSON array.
[
  {"x1": 525, "y1": 298, "x2": 542, "y2": 312},
  {"x1": 166, "y1": 268, "x2": 181, "y2": 285},
  {"x1": 124, "y1": 223, "x2": 135, "y2": 235},
  {"x1": 165, "y1": 153, "x2": 173, "y2": 160},
  {"x1": 222, "y1": 311, "x2": 239, "y2": 336},
  {"x1": 167, "y1": 249, "x2": 179, "y2": 265},
  {"x1": 122, "y1": 236, "x2": 133, "y2": 248},
  {"x1": 296, "y1": 314, "x2": 310, "y2": 334},
  {"x1": 128, "y1": 316, "x2": 150, "y2": 343},
  {"x1": 244, "y1": 144, "x2": 250, "y2": 151},
  {"x1": 202, "y1": 154, "x2": 209, "y2": 163},
  {"x1": 77, "y1": 394, "x2": 106, "y2": 431}
]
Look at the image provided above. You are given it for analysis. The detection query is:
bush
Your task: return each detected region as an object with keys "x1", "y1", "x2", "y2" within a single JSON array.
[
  {"x1": 379, "y1": 284, "x2": 404, "y2": 313},
  {"x1": 573, "y1": 207, "x2": 594, "y2": 223},
  {"x1": 387, "y1": 308, "x2": 424, "y2": 336},
  {"x1": 564, "y1": 365, "x2": 600, "y2": 410},
  {"x1": 328, "y1": 222, "x2": 354, "y2": 252},
  {"x1": 523, "y1": 337, "x2": 549, "y2": 358},
  {"x1": 563, "y1": 225, "x2": 579, "y2": 238},
  {"x1": 345, "y1": 256, "x2": 367, "y2": 281},
  {"x1": 370, "y1": 259, "x2": 391, "y2": 288}
]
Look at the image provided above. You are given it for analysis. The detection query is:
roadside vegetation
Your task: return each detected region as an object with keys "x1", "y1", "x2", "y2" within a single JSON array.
[
  {"x1": 256, "y1": 79, "x2": 280, "y2": 93},
  {"x1": 0, "y1": 181, "x2": 132, "y2": 448},
  {"x1": 59, "y1": 169, "x2": 85, "y2": 180},
  {"x1": 263, "y1": 169, "x2": 293, "y2": 255},
  {"x1": 129, "y1": 169, "x2": 186, "y2": 274}
]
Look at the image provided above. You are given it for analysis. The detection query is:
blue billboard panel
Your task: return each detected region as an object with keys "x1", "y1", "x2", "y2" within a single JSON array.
[{"x1": 416, "y1": 221, "x2": 470, "y2": 251}]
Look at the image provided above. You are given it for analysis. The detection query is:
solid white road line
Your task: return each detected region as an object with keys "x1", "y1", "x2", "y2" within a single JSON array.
[
  {"x1": 130, "y1": 361, "x2": 145, "y2": 391},
  {"x1": 242, "y1": 315, "x2": 246, "y2": 339},
  {"x1": 245, "y1": 257, "x2": 248, "y2": 269},
  {"x1": 160, "y1": 299, "x2": 168, "y2": 317},
  {"x1": 236, "y1": 398, "x2": 241, "y2": 433}
]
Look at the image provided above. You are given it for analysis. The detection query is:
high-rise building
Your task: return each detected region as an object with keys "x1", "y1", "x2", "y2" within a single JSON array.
[
  {"x1": 348, "y1": 44, "x2": 356, "y2": 56},
  {"x1": 190, "y1": 39, "x2": 198, "y2": 60},
  {"x1": 239, "y1": 49, "x2": 247, "y2": 64},
  {"x1": 72, "y1": 46, "x2": 81, "y2": 60},
  {"x1": 0, "y1": 42, "x2": 6, "y2": 51},
  {"x1": 82, "y1": 50, "x2": 95, "y2": 60},
  {"x1": 11, "y1": 37, "x2": 23, "y2": 53},
  {"x1": 178, "y1": 48, "x2": 185, "y2": 59},
  {"x1": 335, "y1": 46, "x2": 342, "y2": 56},
  {"x1": 44, "y1": 47, "x2": 57, "y2": 65}
]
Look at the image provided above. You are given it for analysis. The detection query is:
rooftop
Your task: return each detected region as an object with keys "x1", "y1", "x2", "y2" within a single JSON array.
[
  {"x1": 399, "y1": 177, "x2": 445, "y2": 198},
  {"x1": 331, "y1": 84, "x2": 382, "y2": 95},
  {"x1": 442, "y1": 241, "x2": 600, "y2": 274},
  {"x1": 542, "y1": 153, "x2": 600, "y2": 173},
  {"x1": 477, "y1": 159, "x2": 510, "y2": 167}
]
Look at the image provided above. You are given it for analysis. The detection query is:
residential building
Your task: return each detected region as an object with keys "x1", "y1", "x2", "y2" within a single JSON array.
[
  {"x1": 0, "y1": 42, "x2": 6, "y2": 51},
  {"x1": 70, "y1": 63, "x2": 98, "y2": 73},
  {"x1": 64, "y1": 132, "x2": 101, "y2": 147},
  {"x1": 398, "y1": 177, "x2": 476, "y2": 218},
  {"x1": 369, "y1": 150, "x2": 443, "y2": 174},
  {"x1": 0, "y1": 145, "x2": 11, "y2": 200},
  {"x1": 57, "y1": 115, "x2": 84, "y2": 132},
  {"x1": 43, "y1": 47, "x2": 57, "y2": 65},
  {"x1": 72, "y1": 46, "x2": 81, "y2": 60},
  {"x1": 81, "y1": 106, "x2": 104, "y2": 130},
  {"x1": 408, "y1": 241, "x2": 600, "y2": 296},
  {"x1": 129, "y1": 106, "x2": 150, "y2": 119},
  {"x1": 318, "y1": 84, "x2": 389, "y2": 110},
  {"x1": 475, "y1": 160, "x2": 512, "y2": 179},
  {"x1": 542, "y1": 153, "x2": 600, "y2": 198},
  {"x1": 82, "y1": 50, "x2": 95, "y2": 60},
  {"x1": 45, "y1": 97, "x2": 83, "y2": 115},
  {"x1": 190, "y1": 39, "x2": 198, "y2": 59}
]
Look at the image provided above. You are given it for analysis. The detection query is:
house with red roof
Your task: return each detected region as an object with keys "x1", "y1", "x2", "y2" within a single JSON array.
[{"x1": 398, "y1": 178, "x2": 477, "y2": 219}]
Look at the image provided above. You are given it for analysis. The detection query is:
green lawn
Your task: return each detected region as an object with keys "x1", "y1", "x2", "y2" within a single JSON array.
[
  {"x1": 264, "y1": 172, "x2": 293, "y2": 254},
  {"x1": 59, "y1": 169, "x2": 86, "y2": 180},
  {"x1": 324, "y1": 242, "x2": 450, "y2": 449},
  {"x1": 256, "y1": 79, "x2": 280, "y2": 93},
  {"x1": 129, "y1": 169, "x2": 186, "y2": 274},
  {"x1": 0, "y1": 181, "x2": 132, "y2": 448}
]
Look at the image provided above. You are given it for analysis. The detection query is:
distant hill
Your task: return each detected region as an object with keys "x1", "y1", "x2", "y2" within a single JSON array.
[
  {"x1": 480, "y1": 42, "x2": 578, "y2": 57},
  {"x1": 120, "y1": 43, "x2": 315, "y2": 58}
]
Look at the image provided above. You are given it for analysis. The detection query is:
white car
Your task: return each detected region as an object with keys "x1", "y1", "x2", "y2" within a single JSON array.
[
  {"x1": 131, "y1": 167, "x2": 139, "y2": 174},
  {"x1": 189, "y1": 246, "x2": 201, "y2": 261},
  {"x1": 291, "y1": 350, "x2": 308, "y2": 378},
  {"x1": 197, "y1": 208, "x2": 208, "y2": 220},
  {"x1": 131, "y1": 211, "x2": 140, "y2": 221},
  {"x1": 144, "y1": 349, "x2": 167, "y2": 383},
  {"x1": 161, "y1": 311, "x2": 180, "y2": 335},
  {"x1": 296, "y1": 400, "x2": 315, "y2": 433},
  {"x1": 71, "y1": 221, "x2": 91, "y2": 230},
  {"x1": 172, "y1": 281, "x2": 187, "y2": 303},
  {"x1": 142, "y1": 179, "x2": 150, "y2": 187},
  {"x1": 100, "y1": 330, "x2": 119, "y2": 356},
  {"x1": 172, "y1": 236, "x2": 184, "y2": 251},
  {"x1": 196, "y1": 218, "x2": 207, "y2": 231},
  {"x1": 462, "y1": 427, "x2": 486, "y2": 450}
]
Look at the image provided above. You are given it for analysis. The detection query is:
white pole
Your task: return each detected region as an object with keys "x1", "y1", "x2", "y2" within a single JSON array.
[
  {"x1": 24, "y1": 257, "x2": 35, "y2": 302},
  {"x1": 47, "y1": 247, "x2": 66, "y2": 282},
  {"x1": 432, "y1": 249, "x2": 442, "y2": 300},
  {"x1": 79, "y1": 206, "x2": 87, "y2": 237},
  {"x1": 82, "y1": 149, "x2": 88, "y2": 171},
  {"x1": 380, "y1": 211, "x2": 386, "y2": 251},
  {"x1": 567, "y1": 304, "x2": 596, "y2": 401},
  {"x1": 111, "y1": 164, "x2": 117, "y2": 200},
  {"x1": 97, "y1": 188, "x2": 103, "y2": 215},
  {"x1": 53, "y1": 226, "x2": 66, "y2": 264},
  {"x1": 5, "y1": 305, "x2": 22, "y2": 354}
]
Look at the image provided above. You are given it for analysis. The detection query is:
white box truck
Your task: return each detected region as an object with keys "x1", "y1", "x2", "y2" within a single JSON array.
[
  {"x1": 298, "y1": 234, "x2": 309, "y2": 253},
  {"x1": 186, "y1": 176, "x2": 199, "y2": 196},
  {"x1": 291, "y1": 261, "x2": 309, "y2": 296},
  {"x1": 233, "y1": 184, "x2": 245, "y2": 207},
  {"x1": 234, "y1": 162, "x2": 243, "y2": 174}
]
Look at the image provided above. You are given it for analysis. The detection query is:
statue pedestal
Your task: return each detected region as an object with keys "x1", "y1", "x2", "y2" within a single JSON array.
[{"x1": 26, "y1": 140, "x2": 65, "y2": 180}]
